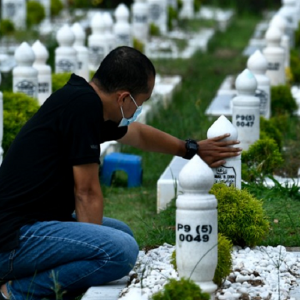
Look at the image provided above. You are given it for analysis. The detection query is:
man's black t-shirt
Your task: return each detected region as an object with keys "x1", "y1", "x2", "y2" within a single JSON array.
[{"x1": 0, "y1": 74, "x2": 127, "y2": 252}]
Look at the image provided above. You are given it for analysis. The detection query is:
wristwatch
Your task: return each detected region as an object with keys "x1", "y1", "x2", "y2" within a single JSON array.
[{"x1": 183, "y1": 139, "x2": 199, "y2": 159}]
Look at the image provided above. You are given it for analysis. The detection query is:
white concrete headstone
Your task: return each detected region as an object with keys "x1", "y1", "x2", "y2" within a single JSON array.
[
  {"x1": 0, "y1": 74, "x2": 3, "y2": 165},
  {"x1": 103, "y1": 12, "x2": 116, "y2": 53},
  {"x1": 147, "y1": 0, "x2": 168, "y2": 34},
  {"x1": 2, "y1": 0, "x2": 26, "y2": 29},
  {"x1": 13, "y1": 42, "x2": 38, "y2": 99},
  {"x1": 207, "y1": 115, "x2": 241, "y2": 189},
  {"x1": 88, "y1": 12, "x2": 107, "y2": 72},
  {"x1": 32, "y1": 40, "x2": 52, "y2": 105},
  {"x1": 279, "y1": 0, "x2": 298, "y2": 30},
  {"x1": 179, "y1": 0, "x2": 194, "y2": 19},
  {"x1": 247, "y1": 50, "x2": 271, "y2": 119},
  {"x1": 71, "y1": 22, "x2": 89, "y2": 81},
  {"x1": 270, "y1": 14, "x2": 290, "y2": 68},
  {"x1": 114, "y1": 3, "x2": 133, "y2": 47},
  {"x1": 131, "y1": 0, "x2": 149, "y2": 43},
  {"x1": 55, "y1": 24, "x2": 78, "y2": 74},
  {"x1": 232, "y1": 69, "x2": 260, "y2": 151},
  {"x1": 263, "y1": 26, "x2": 286, "y2": 86},
  {"x1": 176, "y1": 155, "x2": 218, "y2": 297}
]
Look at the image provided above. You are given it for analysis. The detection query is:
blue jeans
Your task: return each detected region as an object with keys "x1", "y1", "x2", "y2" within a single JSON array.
[{"x1": 0, "y1": 217, "x2": 139, "y2": 300}]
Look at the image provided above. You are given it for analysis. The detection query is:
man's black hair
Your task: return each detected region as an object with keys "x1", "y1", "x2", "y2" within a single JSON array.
[{"x1": 92, "y1": 46, "x2": 156, "y2": 96}]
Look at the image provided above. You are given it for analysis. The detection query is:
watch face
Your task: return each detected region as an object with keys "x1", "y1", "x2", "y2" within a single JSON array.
[{"x1": 187, "y1": 140, "x2": 198, "y2": 151}]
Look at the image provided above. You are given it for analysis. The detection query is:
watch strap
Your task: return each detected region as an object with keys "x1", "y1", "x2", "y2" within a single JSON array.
[{"x1": 183, "y1": 139, "x2": 199, "y2": 160}]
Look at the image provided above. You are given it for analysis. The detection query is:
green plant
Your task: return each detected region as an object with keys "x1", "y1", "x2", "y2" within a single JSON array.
[
  {"x1": 242, "y1": 138, "x2": 284, "y2": 182},
  {"x1": 2, "y1": 92, "x2": 40, "y2": 155},
  {"x1": 295, "y1": 21, "x2": 300, "y2": 48},
  {"x1": 290, "y1": 49, "x2": 300, "y2": 84},
  {"x1": 210, "y1": 183, "x2": 269, "y2": 247},
  {"x1": 149, "y1": 23, "x2": 160, "y2": 36},
  {"x1": 0, "y1": 19, "x2": 15, "y2": 36},
  {"x1": 51, "y1": 0, "x2": 64, "y2": 18},
  {"x1": 167, "y1": 5, "x2": 178, "y2": 31},
  {"x1": 52, "y1": 73, "x2": 72, "y2": 93},
  {"x1": 151, "y1": 277, "x2": 210, "y2": 300},
  {"x1": 133, "y1": 38, "x2": 145, "y2": 54},
  {"x1": 213, "y1": 233, "x2": 232, "y2": 286},
  {"x1": 26, "y1": 1, "x2": 45, "y2": 28},
  {"x1": 271, "y1": 84, "x2": 298, "y2": 116},
  {"x1": 260, "y1": 116, "x2": 283, "y2": 151},
  {"x1": 194, "y1": 0, "x2": 202, "y2": 12}
]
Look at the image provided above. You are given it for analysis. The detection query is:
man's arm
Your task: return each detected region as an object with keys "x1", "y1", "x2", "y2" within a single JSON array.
[
  {"x1": 118, "y1": 122, "x2": 241, "y2": 168},
  {"x1": 73, "y1": 163, "x2": 104, "y2": 224}
]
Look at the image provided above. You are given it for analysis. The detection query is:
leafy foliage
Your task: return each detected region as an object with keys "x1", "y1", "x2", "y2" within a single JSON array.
[
  {"x1": 151, "y1": 277, "x2": 210, "y2": 300},
  {"x1": 149, "y1": 23, "x2": 160, "y2": 36},
  {"x1": 2, "y1": 92, "x2": 40, "y2": 155},
  {"x1": 213, "y1": 233, "x2": 232, "y2": 286},
  {"x1": 51, "y1": 0, "x2": 64, "y2": 17},
  {"x1": 52, "y1": 73, "x2": 72, "y2": 93},
  {"x1": 260, "y1": 116, "x2": 283, "y2": 151},
  {"x1": 271, "y1": 85, "x2": 298, "y2": 116},
  {"x1": 26, "y1": 1, "x2": 45, "y2": 28},
  {"x1": 133, "y1": 38, "x2": 145, "y2": 54},
  {"x1": 290, "y1": 49, "x2": 300, "y2": 84},
  {"x1": 210, "y1": 183, "x2": 269, "y2": 247},
  {"x1": 0, "y1": 19, "x2": 15, "y2": 36},
  {"x1": 242, "y1": 138, "x2": 284, "y2": 182}
]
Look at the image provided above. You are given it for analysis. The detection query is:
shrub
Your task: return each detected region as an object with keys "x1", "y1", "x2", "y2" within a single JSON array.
[
  {"x1": 51, "y1": 0, "x2": 64, "y2": 18},
  {"x1": 194, "y1": 0, "x2": 202, "y2": 12},
  {"x1": 149, "y1": 23, "x2": 160, "y2": 36},
  {"x1": 213, "y1": 233, "x2": 232, "y2": 286},
  {"x1": 167, "y1": 5, "x2": 178, "y2": 31},
  {"x1": 242, "y1": 138, "x2": 284, "y2": 182},
  {"x1": 295, "y1": 21, "x2": 300, "y2": 48},
  {"x1": 151, "y1": 277, "x2": 210, "y2": 300},
  {"x1": 0, "y1": 19, "x2": 15, "y2": 36},
  {"x1": 52, "y1": 73, "x2": 72, "y2": 93},
  {"x1": 133, "y1": 38, "x2": 145, "y2": 54},
  {"x1": 210, "y1": 183, "x2": 270, "y2": 247},
  {"x1": 260, "y1": 116, "x2": 283, "y2": 150},
  {"x1": 290, "y1": 49, "x2": 300, "y2": 84},
  {"x1": 26, "y1": 1, "x2": 45, "y2": 28},
  {"x1": 271, "y1": 85, "x2": 297, "y2": 116},
  {"x1": 2, "y1": 92, "x2": 40, "y2": 155}
]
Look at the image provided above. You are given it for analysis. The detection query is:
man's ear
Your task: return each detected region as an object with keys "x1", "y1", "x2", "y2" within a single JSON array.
[{"x1": 116, "y1": 91, "x2": 130, "y2": 105}]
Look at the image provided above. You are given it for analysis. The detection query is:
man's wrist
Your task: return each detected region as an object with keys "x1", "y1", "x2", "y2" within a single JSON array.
[{"x1": 183, "y1": 139, "x2": 199, "y2": 159}]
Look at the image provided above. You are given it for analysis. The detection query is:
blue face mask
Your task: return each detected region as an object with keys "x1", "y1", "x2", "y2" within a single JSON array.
[{"x1": 118, "y1": 94, "x2": 143, "y2": 127}]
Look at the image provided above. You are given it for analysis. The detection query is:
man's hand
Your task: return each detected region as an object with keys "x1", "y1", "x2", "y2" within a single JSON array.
[{"x1": 198, "y1": 133, "x2": 242, "y2": 168}]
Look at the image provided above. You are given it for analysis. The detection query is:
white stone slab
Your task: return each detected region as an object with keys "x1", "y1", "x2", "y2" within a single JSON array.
[
  {"x1": 205, "y1": 94, "x2": 233, "y2": 117},
  {"x1": 81, "y1": 276, "x2": 130, "y2": 300},
  {"x1": 157, "y1": 156, "x2": 187, "y2": 212}
]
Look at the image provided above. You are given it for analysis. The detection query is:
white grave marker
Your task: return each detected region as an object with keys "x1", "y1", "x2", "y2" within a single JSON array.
[
  {"x1": 103, "y1": 12, "x2": 116, "y2": 53},
  {"x1": 179, "y1": 0, "x2": 194, "y2": 19},
  {"x1": 263, "y1": 26, "x2": 286, "y2": 86},
  {"x1": 2, "y1": 0, "x2": 26, "y2": 29},
  {"x1": 55, "y1": 24, "x2": 78, "y2": 74},
  {"x1": 88, "y1": 12, "x2": 107, "y2": 72},
  {"x1": 131, "y1": 0, "x2": 149, "y2": 43},
  {"x1": 207, "y1": 115, "x2": 241, "y2": 189},
  {"x1": 13, "y1": 42, "x2": 38, "y2": 99},
  {"x1": 247, "y1": 50, "x2": 271, "y2": 119},
  {"x1": 114, "y1": 3, "x2": 133, "y2": 47},
  {"x1": 232, "y1": 69, "x2": 260, "y2": 151},
  {"x1": 71, "y1": 22, "x2": 89, "y2": 81},
  {"x1": 176, "y1": 155, "x2": 218, "y2": 297},
  {"x1": 147, "y1": 0, "x2": 168, "y2": 34},
  {"x1": 270, "y1": 14, "x2": 290, "y2": 68},
  {"x1": 32, "y1": 40, "x2": 52, "y2": 105}
]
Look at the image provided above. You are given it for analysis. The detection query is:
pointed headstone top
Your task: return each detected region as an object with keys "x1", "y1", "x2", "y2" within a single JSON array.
[
  {"x1": 15, "y1": 42, "x2": 36, "y2": 66},
  {"x1": 247, "y1": 50, "x2": 268, "y2": 75},
  {"x1": 179, "y1": 155, "x2": 214, "y2": 193},
  {"x1": 115, "y1": 3, "x2": 130, "y2": 20},
  {"x1": 32, "y1": 40, "x2": 49, "y2": 64},
  {"x1": 270, "y1": 14, "x2": 287, "y2": 33},
  {"x1": 235, "y1": 68, "x2": 257, "y2": 95},
  {"x1": 71, "y1": 22, "x2": 86, "y2": 45},
  {"x1": 207, "y1": 115, "x2": 238, "y2": 141},
  {"x1": 265, "y1": 26, "x2": 282, "y2": 45},
  {"x1": 91, "y1": 12, "x2": 105, "y2": 31},
  {"x1": 56, "y1": 24, "x2": 75, "y2": 46},
  {"x1": 103, "y1": 12, "x2": 114, "y2": 29}
]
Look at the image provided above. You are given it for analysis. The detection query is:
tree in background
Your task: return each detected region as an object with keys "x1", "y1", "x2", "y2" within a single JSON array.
[
  {"x1": 51, "y1": 0, "x2": 64, "y2": 18},
  {"x1": 67, "y1": 0, "x2": 133, "y2": 9},
  {"x1": 26, "y1": 1, "x2": 45, "y2": 28}
]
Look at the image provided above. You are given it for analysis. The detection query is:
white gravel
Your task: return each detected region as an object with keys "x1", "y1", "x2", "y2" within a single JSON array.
[{"x1": 119, "y1": 243, "x2": 300, "y2": 300}]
